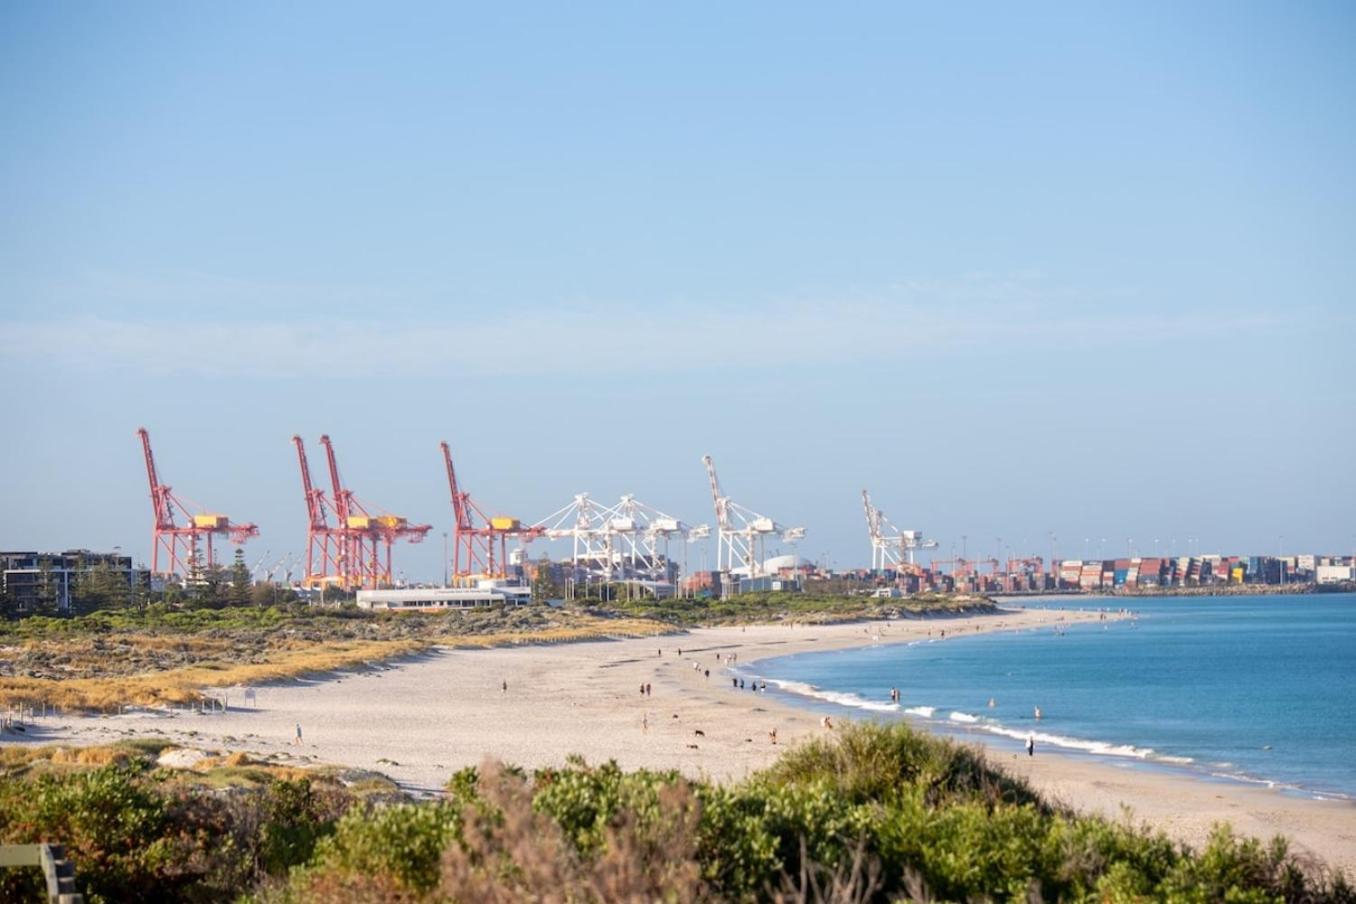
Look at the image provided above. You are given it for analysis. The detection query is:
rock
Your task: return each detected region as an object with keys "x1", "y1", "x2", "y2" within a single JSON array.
[{"x1": 156, "y1": 747, "x2": 212, "y2": 769}]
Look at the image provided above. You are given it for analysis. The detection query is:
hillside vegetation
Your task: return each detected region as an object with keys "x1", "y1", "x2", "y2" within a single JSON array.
[{"x1": 0, "y1": 723, "x2": 1348, "y2": 903}]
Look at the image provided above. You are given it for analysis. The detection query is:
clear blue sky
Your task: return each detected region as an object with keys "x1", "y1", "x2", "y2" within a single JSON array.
[{"x1": 2, "y1": 2, "x2": 1353, "y2": 579}]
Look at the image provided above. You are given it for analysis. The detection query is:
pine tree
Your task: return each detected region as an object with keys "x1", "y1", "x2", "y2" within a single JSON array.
[{"x1": 229, "y1": 548, "x2": 252, "y2": 606}]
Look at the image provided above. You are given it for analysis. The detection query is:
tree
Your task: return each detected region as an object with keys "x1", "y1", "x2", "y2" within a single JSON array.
[
  {"x1": 72, "y1": 558, "x2": 129, "y2": 612},
  {"x1": 530, "y1": 558, "x2": 560, "y2": 604},
  {"x1": 229, "y1": 548, "x2": 252, "y2": 607},
  {"x1": 33, "y1": 555, "x2": 63, "y2": 615}
]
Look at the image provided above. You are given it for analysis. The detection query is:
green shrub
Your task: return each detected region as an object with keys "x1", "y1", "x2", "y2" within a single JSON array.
[
  {"x1": 6, "y1": 723, "x2": 1355, "y2": 902},
  {"x1": 0, "y1": 765, "x2": 171, "y2": 902},
  {"x1": 299, "y1": 802, "x2": 459, "y2": 894},
  {"x1": 761, "y1": 721, "x2": 1042, "y2": 810}
]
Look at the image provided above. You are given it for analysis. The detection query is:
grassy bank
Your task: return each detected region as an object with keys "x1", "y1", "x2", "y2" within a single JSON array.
[
  {"x1": 589, "y1": 590, "x2": 999, "y2": 627},
  {"x1": 0, "y1": 603, "x2": 670, "y2": 711},
  {"x1": 0, "y1": 594, "x2": 990, "y2": 712},
  {"x1": 1, "y1": 723, "x2": 1348, "y2": 902}
]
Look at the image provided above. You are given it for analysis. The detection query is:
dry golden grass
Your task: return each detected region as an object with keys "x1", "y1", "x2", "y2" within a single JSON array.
[
  {"x1": 49, "y1": 746, "x2": 131, "y2": 767},
  {"x1": 0, "y1": 616, "x2": 670, "y2": 712},
  {"x1": 0, "y1": 743, "x2": 144, "y2": 775},
  {"x1": 0, "y1": 638, "x2": 425, "y2": 711}
]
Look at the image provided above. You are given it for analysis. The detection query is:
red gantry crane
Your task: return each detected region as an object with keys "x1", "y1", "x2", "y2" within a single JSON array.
[
  {"x1": 440, "y1": 441, "x2": 543, "y2": 582},
  {"x1": 293, "y1": 434, "x2": 344, "y2": 589},
  {"x1": 138, "y1": 427, "x2": 258, "y2": 579},
  {"x1": 316, "y1": 434, "x2": 431, "y2": 589}
]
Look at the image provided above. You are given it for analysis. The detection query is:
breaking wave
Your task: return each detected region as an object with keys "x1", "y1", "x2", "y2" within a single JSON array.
[
  {"x1": 761, "y1": 678, "x2": 1185, "y2": 763},
  {"x1": 761, "y1": 678, "x2": 900, "y2": 714}
]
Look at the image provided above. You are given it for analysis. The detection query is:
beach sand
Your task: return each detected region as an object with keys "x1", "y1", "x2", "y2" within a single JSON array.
[{"x1": 16, "y1": 605, "x2": 1355, "y2": 876}]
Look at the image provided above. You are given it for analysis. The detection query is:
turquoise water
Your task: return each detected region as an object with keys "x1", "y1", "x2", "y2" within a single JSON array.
[{"x1": 747, "y1": 594, "x2": 1356, "y2": 799}]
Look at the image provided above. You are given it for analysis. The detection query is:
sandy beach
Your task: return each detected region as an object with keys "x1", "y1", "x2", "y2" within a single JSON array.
[{"x1": 14, "y1": 605, "x2": 1355, "y2": 876}]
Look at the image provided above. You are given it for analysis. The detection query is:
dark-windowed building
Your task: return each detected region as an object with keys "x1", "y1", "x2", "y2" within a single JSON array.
[{"x1": 1, "y1": 549, "x2": 136, "y2": 614}]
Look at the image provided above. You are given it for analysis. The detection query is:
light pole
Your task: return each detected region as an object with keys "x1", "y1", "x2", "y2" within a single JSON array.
[{"x1": 442, "y1": 532, "x2": 449, "y2": 587}]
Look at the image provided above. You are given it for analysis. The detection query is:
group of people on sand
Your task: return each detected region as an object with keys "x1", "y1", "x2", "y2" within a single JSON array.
[{"x1": 638, "y1": 683, "x2": 652, "y2": 696}]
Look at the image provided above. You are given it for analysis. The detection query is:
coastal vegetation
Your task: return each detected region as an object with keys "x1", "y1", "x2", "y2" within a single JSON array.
[
  {"x1": 0, "y1": 603, "x2": 670, "y2": 711},
  {"x1": 589, "y1": 590, "x2": 999, "y2": 627},
  {"x1": 1, "y1": 723, "x2": 1349, "y2": 902},
  {"x1": 0, "y1": 593, "x2": 990, "y2": 712}
]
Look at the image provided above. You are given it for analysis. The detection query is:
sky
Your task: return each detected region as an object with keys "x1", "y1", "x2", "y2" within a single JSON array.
[{"x1": 1, "y1": 2, "x2": 1353, "y2": 580}]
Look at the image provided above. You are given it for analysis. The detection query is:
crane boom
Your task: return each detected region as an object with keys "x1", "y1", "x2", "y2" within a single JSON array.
[
  {"x1": 292, "y1": 435, "x2": 326, "y2": 529},
  {"x1": 318, "y1": 435, "x2": 349, "y2": 521},
  {"x1": 702, "y1": 454, "x2": 729, "y2": 530},
  {"x1": 138, "y1": 427, "x2": 174, "y2": 529},
  {"x1": 440, "y1": 441, "x2": 471, "y2": 530},
  {"x1": 861, "y1": 490, "x2": 879, "y2": 541}
]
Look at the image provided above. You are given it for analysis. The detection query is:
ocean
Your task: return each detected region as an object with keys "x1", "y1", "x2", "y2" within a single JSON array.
[{"x1": 746, "y1": 593, "x2": 1356, "y2": 800}]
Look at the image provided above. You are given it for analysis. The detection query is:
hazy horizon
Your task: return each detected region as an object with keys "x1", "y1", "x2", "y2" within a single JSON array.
[{"x1": 2, "y1": 2, "x2": 1353, "y2": 579}]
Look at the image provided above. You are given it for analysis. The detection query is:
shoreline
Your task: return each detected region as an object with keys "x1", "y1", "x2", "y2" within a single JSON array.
[
  {"x1": 9, "y1": 604, "x2": 1354, "y2": 876},
  {"x1": 737, "y1": 612, "x2": 1350, "y2": 807}
]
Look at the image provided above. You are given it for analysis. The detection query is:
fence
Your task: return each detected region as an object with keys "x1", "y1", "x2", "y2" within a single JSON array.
[{"x1": 0, "y1": 843, "x2": 84, "y2": 903}]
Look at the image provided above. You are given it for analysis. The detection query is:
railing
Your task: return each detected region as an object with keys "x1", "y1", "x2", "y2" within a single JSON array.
[{"x1": 0, "y1": 844, "x2": 84, "y2": 903}]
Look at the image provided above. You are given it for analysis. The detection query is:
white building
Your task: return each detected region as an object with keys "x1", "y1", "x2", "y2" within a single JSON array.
[
  {"x1": 356, "y1": 585, "x2": 531, "y2": 611},
  {"x1": 1315, "y1": 564, "x2": 1355, "y2": 585}
]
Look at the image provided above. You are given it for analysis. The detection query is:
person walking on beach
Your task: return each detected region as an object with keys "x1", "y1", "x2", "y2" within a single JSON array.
[
  {"x1": 1026, "y1": 733, "x2": 1035, "y2": 757},
  {"x1": 293, "y1": 722, "x2": 303, "y2": 746}
]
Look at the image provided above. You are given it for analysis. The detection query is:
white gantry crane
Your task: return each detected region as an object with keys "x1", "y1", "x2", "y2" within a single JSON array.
[
  {"x1": 862, "y1": 489, "x2": 938, "y2": 573},
  {"x1": 534, "y1": 493, "x2": 616, "y2": 578},
  {"x1": 608, "y1": 494, "x2": 709, "y2": 585},
  {"x1": 702, "y1": 454, "x2": 805, "y2": 577},
  {"x1": 533, "y1": 493, "x2": 708, "y2": 598}
]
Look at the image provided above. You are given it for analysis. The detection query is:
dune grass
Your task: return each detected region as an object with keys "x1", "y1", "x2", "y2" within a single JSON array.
[
  {"x1": 0, "y1": 612, "x2": 671, "y2": 712},
  {"x1": 0, "y1": 638, "x2": 427, "y2": 710}
]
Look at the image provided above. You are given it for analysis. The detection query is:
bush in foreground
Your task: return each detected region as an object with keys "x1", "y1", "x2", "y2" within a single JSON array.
[{"x1": 3, "y1": 725, "x2": 1352, "y2": 902}]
